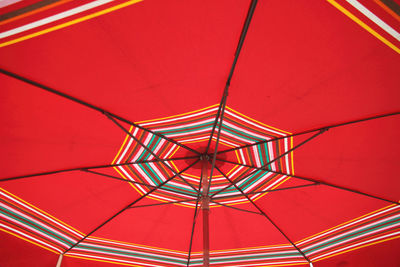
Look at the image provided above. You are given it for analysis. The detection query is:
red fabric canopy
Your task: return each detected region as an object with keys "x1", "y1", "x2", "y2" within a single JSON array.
[{"x1": 1, "y1": 0, "x2": 399, "y2": 266}]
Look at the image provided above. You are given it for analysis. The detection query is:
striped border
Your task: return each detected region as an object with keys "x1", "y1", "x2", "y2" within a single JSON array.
[
  {"x1": 327, "y1": 0, "x2": 400, "y2": 54},
  {"x1": 111, "y1": 105, "x2": 295, "y2": 208},
  {"x1": 0, "y1": 0, "x2": 142, "y2": 47},
  {"x1": 1, "y1": 187, "x2": 399, "y2": 266}
]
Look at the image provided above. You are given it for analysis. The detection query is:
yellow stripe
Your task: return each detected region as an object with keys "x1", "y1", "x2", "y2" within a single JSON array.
[
  {"x1": 0, "y1": 187, "x2": 84, "y2": 235},
  {"x1": 225, "y1": 106, "x2": 292, "y2": 135},
  {"x1": 0, "y1": 0, "x2": 143, "y2": 48},
  {"x1": 137, "y1": 104, "x2": 219, "y2": 124},
  {"x1": 326, "y1": 0, "x2": 400, "y2": 54},
  {"x1": 112, "y1": 166, "x2": 145, "y2": 196},
  {"x1": 112, "y1": 125, "x2": 134, "y2": 164},
  {"x1": 0, "y1": 228, "x2": 59, "y2": 254},
  {"x1": 89, "y1": 235, "x2": 187, "y2": 253},
  {"x1": 65, "y1": 254, "x2": 142, "y2": 267},
  {"x1": 296, "y1": 204, "x2": 396, "y2": 243},
  {"x1": 289, "y1": 136, "x2": 295, "y2": 175},
  {"x1": 313, "y1": 235, "x2": 400, "y2": 262}
]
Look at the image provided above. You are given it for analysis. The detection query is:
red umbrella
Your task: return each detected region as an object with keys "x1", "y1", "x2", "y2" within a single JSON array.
[{"x1": 0, "y1": 0, "x2": 399, "y2": 266}]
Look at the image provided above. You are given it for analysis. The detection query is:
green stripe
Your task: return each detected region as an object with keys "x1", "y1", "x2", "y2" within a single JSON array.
[
  {"x1": 77, "y1": 243, "x2": 187, "y2": 264},
  {"x1": 142, "y1": 137, "x2": 162, "y2": 161},
  {"x1": 156, "y1": 121, "x2": 213, "y2": 135},
  {"x1": 263, "y1": 142, "x2": 271, "y2": 170},
  {"x1": 221, "y1": 126, "x2": 262, "y2": 142},
  {"x1": 137, "y1": 164, "x2": 159, "y2": 185},
  {"x1": 144, "y1": 163, "x2": 164, "y2": 184},
  {"x1": 160, "y1": 183, "x2": 197, "y2": 195},
  {"x1": 304, "y1": 217, "x2": 400, "y2": 254},
  {"x1": 136, "y1": 135, "x2": 157, "y2": 161},
  {"x1": 189, "y1": 251, "x2": 302, "y2": 264},
  {"x1": 0, "y1": 206, "x2": 73, "y2": 246}
]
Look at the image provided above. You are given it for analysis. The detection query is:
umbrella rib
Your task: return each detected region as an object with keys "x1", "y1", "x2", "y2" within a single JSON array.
[
  {"x1": 213, "y1": 166, "x2": 312, "y2": 264},
  {"x1": 211, "y1": 129, "x2": 326, "y2": 197},
  {"x1": 0, "y1": 68, "x2": 200, "y2": 156},
  {"x1": 205, "y1": 0, "x2": 258, "y2": 193},
  {"x1": 212, "y1": 183, "x2": 319, "y2": 200},
  {"x1": 217, "y1": 112, "x2": 400, "y2": 155},
  {"x1": 82, "y1": 169, "x2": 198, "y2": 198},
  {"x1": 206, "y1": 95, "x2": 227, "y2": 193},
  {"x1": 0, "y1": 156, "x2": 198, "y2": 182},
  {"x1": 216, "y1": 158, "x2": 399, "y2": 205},
  {"x1": 104, "y1": 112, "x2": 200, "y2": 194},
  {"x1": 209, "y1": 199, "x2": 262, "y2": 215},
  {"x1": 129, "y1": 198, "x2": 197, "y2": 209},
  {"x1": 62, "y1": 159, "x2": 199, "y2": 255}
]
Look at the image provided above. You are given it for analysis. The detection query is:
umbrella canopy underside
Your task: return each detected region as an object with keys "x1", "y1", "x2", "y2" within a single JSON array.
[{"x1": 0, "y1": 0, "x2": 399, "y2": 266}]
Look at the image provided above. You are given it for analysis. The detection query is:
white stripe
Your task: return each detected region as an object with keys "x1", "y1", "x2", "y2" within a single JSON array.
[
  {"x1": 304, "y1": 215, "x2": 400, "y2": 252},
  {"x1": 223, "y1": 121, "x2": 273, "y2": 140},
  {"x1": 132, "y1": 133, "x2": 153, "y2": 162},
  {"x1": 213, "y1": 136, "x2": 240, "y2": 147},
  {"x1": 0, "y1": 203, "x2": 77, "y2": 243},
  {"x1": 212, "y1": 249, "x2": 304, "y2": 260},
  {"x1": 346, "y1": 0, "x2": 400, "y2": 41},
  {"x1": 284, "y1": 138, "x2": 291, "y2": 174},
  {"x1": 225, "y1": 110, "x2": 287, "y2": 136},
  {"x1": 0, "y1": 222, "x2": 63, "y2": 253},
  {"x1": 223, "y1": 260, "x2": 307, "y2": 267},
  {"x1": 311, "y1": 230, "x2": 400, "y2": 261},
  {"x1": 153, "y1": 118, "x2": 214, "y2": 132},
  {"x1": 267, "y1": 141, "x2": 277, "y2": 171},
  {"x1": 179, "y1": 136, "x2": 208, "y2": 143},
  {"x1": 76, "y1": 243, "x2": 184, "y2": 261},
  {"x1": 0, "y1": 190, "x2": 83, "y2": 238},
  {"x1": 162, "y1": 144, "x2": 176, "y2": 159},
  {"x1": 297, "y1": 205, "x2": 400, "y2": 245},
  {"x1": 150, "y1": 139, "x2": 166, "y2": 160},
  {"x1": 140, "y1": 107, "x2": 218, "y2": 127},
  {"x1": 148, "y1": 162, "x2": 167, "y2": 182},
  {"x1": 85, "y1": 238, "x2": 187, "y2": 257},
  {"x1": 66, "y1": 252, "x2": 186, "y2": 267},
  {"x1": 220, "y1": 130, "x2": 254, "y2": 144},
  {"x1": 239, "y1": 149, "x2": 247, "y2": 164},
  {"x1": 210, "y1": 245, "x2": 293, "y2": 255},
  {"x1": 0, "y1": 212, "x2": 70, "y2": 248},
  {"x1": 243, "y1": 172, "x2": 277, "y2": 193},
  {"x1": 0, "y1": 0, "x2": 22, "y2": 8},
  {"x1": 166, "y1": 127, "x2": 210, "y2": 138},
  {"x1": 252, "y1": 146, "x2": 261, "y2": 167},
  {"x1": 133, "y1": 165, "x2": 156, "y2": 186},
  {"x1": 0, "y1": 0, "x2": 116, "y2": 39},
  {"x1": 117, "y1": 166, "x2": 147, "y2": 194},
  {"x1": 85, "y1": 237, "x2": 187, "y2": 256}
]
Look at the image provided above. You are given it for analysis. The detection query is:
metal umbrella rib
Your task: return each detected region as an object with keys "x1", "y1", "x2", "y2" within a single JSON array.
[
  {"x1": 215, "y1": 158, "x2": 400, "y2": 205},
  {"x1": 211, "y1": 129, "x2": 327, "y2": 198},
  {"x1": 213, "y1": 165, "x2": 312, "y2": 265},
  {"x1": 217, "y1": 112, "x2": 400, "y2": 155},
  {"x1": 63, "y1": 159, "x2": 199, "y2": 255},
  {"x1": 0, "y1": 155, "x2": 198, "y2": 182},
  {"x1": 0, "y1": 68, "x2": 200, "y2": 156}
]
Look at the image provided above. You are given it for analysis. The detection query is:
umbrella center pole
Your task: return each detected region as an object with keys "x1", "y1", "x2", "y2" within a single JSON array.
[{"x1": 200, "y1": 157, "x2": 210, "y2": 267}]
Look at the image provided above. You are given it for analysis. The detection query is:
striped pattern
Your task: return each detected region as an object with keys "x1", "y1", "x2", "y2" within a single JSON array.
[
  {"x1": 328, "y1": 0, "x2": 400, "y2": 53},
  {"x1": 112, "y1": 105, "x2": 294, "y2": 207},
  {"x1": 189, "y1": 246, "x2": 308, "y2": 267},
  {"x1": 0, "y1": 187, "x2": 83, "y2": 254},
  {"x1": 298, "y1": 204, "x2": 400, "y2": 262},
  {"x1": 0, "y1": 0, "x2": 142, "y2": 47},
  {"x1": 0, "y1": 188, "x2": 399, "y2": 266}
]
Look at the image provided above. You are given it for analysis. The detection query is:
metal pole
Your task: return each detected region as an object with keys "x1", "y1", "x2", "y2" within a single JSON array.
[
  {"x1": 201, "y1": 158, "x2": 210, "y2": 267},
  {"x1": 56, "y1": 254, "x2": 63, "y2": 267}
]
